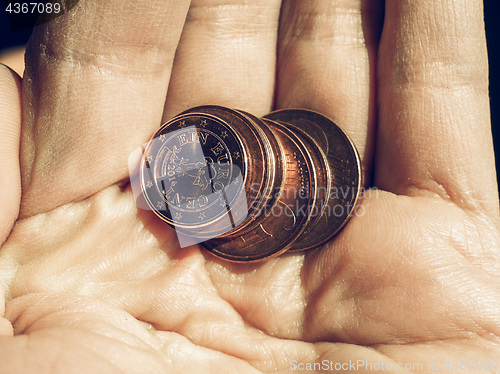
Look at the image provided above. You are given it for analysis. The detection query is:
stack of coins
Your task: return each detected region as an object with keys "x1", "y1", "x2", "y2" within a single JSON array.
[{"x1": 140, "y1": 106, "x2": 362, "y2": 262}]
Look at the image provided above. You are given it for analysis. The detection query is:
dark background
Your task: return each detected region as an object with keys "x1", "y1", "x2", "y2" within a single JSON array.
[
  {"x1": 485, "y1": 0, "x2": 500, "y2": 198},
  {"x1": 1, "y1": 1, "x2": 499, "y2": 199}
]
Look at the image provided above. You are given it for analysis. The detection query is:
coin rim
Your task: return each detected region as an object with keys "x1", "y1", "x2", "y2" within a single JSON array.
[{"x1": 263, "y1": 108, "x2": 362, "y2": 249}]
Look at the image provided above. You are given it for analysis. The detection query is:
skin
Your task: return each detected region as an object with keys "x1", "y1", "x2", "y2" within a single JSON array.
[{"x1": 0, "y1": 0, "x2": 499, "y2": 372}]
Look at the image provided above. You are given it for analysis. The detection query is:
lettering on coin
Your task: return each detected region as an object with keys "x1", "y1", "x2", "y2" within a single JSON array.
[{"x1": 143, "y1": 116, "x2": 245, "y2": 227}]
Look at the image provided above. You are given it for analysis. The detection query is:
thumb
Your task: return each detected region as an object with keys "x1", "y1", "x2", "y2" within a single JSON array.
[{"x1": 0, "y1": 64, "x2": 22, "y2": 245}]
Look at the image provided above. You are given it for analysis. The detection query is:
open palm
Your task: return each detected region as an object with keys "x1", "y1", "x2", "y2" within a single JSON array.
[{"x1": 1, "y1": 0, "x2": 499, "y2": 372}]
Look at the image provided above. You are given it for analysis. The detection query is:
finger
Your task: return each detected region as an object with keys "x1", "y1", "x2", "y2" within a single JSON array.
[
  {"x1": 0, "y1": 64, "x2": 22, "y2": 245},
  {"x1": 275, "y1": 0, "x2": 384, "y2": 181},
  {"x1": 163, "y1": 0, "x2": 282, "y2": 120},
  {"x1": 20, "y1": 0, "x2": 191, "y2": 218},
  {"x1": 376, "y1": 0, "x2": 498, "y2": 214}
]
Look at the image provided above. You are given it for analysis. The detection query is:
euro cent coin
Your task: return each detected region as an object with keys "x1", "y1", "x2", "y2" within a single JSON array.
[
  {"x1": 141, "y1": 112, "x2": 249, "y2": 238},
  {"x1": 263, "y1": 109, "x2": 362, "y2": 249}
]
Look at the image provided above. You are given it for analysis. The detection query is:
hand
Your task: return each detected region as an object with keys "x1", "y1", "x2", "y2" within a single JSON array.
[{"x1": 1, "y1": 0, "x2": 499, "y2": 372}]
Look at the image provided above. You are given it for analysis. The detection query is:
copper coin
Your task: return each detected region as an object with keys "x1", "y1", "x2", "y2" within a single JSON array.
[
  {"x1": 141, "y1": 112, "x2": 260, "y2": 238},
  {"x1": 264, "y1": 109, "x2": 362, "y2": 248},
  {"x1": 202, "y1": 117, "x2": 314, "y2": 262}
]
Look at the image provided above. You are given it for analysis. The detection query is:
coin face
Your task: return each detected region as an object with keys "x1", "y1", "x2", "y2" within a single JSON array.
[
  {"x1": 264, "y1": 109, "x2": 362, "y2": 249},
  {"x1": 141, "y1": 114, "x2": 247, "y2": 236}
]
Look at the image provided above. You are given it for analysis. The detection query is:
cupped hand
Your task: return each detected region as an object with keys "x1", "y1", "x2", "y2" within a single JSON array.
[{"x1": 1, "y1": 0, "x2": 499, "y2": 373}]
